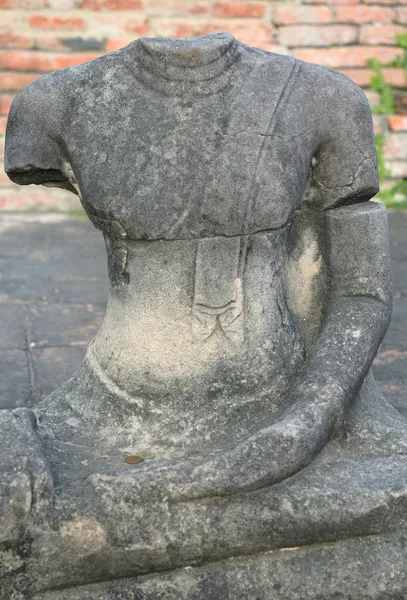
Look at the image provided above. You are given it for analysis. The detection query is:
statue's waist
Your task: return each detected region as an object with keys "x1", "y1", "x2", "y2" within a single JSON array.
[
  {"x1": 81, "y1": 338, "x2": 304, "y2": 452},
  {"x1": 88, "y1": 303, "x2": 303, "y2": 389},
  {"x1": 90, "y1": 225, "x2": 304, "y2": 404}
]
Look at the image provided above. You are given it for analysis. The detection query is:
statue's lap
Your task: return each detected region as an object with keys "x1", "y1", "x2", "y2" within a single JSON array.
[
  {"x1": 29, "y1": 450, "x2": 407, "y2": 595},
  {"x1": 27, "y1": 373, "x2": 407, "y2": 595}
]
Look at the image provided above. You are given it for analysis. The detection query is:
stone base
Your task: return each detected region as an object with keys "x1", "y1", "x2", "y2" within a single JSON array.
[{"x1": 33, "y1": 532, "x2": 407, "y2": 600}]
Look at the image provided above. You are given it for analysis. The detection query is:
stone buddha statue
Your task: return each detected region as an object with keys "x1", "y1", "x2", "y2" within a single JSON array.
[{"x1": 3, "y1": 32, "x2": 407, "y2": 599}]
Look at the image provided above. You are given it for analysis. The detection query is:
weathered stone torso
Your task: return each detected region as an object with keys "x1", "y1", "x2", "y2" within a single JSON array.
[
  {"x1": 35, "y1": 35, "x2": 319, "y2": 452},
  {"x1": 67, "y1": 35, "x2": 311, "y2": 240},
  {"x1": 6, "y1": 34, "x2": 378, "y2": 456},
  {"x1": 4, "y1": 33, "x2": 407, "y2": 600}
]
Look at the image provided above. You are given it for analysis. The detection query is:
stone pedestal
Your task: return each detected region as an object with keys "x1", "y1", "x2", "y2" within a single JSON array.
[{"x1": 33, "y1": 533, "x2": 407, "y2": 600}]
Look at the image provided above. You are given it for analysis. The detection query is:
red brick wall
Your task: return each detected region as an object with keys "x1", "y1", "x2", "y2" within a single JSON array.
[{"x1": 1, "y1": 0, "x2": 406, "y2": 212}]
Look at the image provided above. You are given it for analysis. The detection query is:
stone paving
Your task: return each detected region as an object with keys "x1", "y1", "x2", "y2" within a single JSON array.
[{"x1": 0, "y1": 210, "x2": 406, "y2": 414}]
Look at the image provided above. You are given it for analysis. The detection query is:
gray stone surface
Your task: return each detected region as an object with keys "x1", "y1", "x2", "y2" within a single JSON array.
[
  {"x1": 30, "y1": 532, "x2": 407, "y2": 600},
  {"x1": 0, "y1": 212, "x2": 406, "y2": 413},
  {"x1": 2, "y1": 33, "x2": 407, "y2": 598}
]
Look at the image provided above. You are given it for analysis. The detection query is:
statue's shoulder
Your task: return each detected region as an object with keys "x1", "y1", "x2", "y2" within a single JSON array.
[
  {"x1": 11, "y1": 45, "x2": 127, "y2": 111},
  {"x1": 295, "y1": 57, "x2": 371, "y2": 113},
  {"x1": 238, "y1": 41, "x2": 297, "y2": 79},
  {"x1": 238, "y1": 43, "x2": 370, "y2": 115}
]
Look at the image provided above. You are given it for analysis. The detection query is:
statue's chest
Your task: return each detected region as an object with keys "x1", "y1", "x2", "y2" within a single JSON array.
[{"x1": 70, "y1": 82, "x2": 314, "y2": 240}]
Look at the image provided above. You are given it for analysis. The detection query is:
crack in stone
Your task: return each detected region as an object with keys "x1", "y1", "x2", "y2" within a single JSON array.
[
  {"x1": 315, "y1": 155, "x2": 376, "y2": 192},
  {"x1": 215, "y1": 128, "x2": 311, "y2": 143},
  {"x1": 121, "y1": 223, "x2": 290, "y2": 244}
]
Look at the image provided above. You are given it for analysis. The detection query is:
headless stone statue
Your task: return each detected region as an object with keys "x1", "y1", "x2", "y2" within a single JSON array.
[{"x1": 3, "y1": 33, "x2": 407, "y2": 599}]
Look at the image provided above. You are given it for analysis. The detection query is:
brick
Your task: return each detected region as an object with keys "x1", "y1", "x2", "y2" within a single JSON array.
[
  {"x1": 0, "y1": 71, "x2": 39, "y2": 91},
  {"x1": 341, "y1": 68, "x2": 407, "y2": 88},
  {"x1": 395, "y1": 7, "x2": 407, "y2": 24},
  {"x1": 0, "y1": 93, "x2": 14, "y2": 115},
  {"x1": 0, "y1": 33, "x2": 32, "y2": 49},
  {"x1": 90, "y1": 11, "x2": 147, "y2": 33},
  {"x1": 375, "y1": 69, "x2": 406, "y2": 88},
  {"x1": 228, "y1": 22, "x2": 273, "y2": 46},
  {"x1": 106, "y1": 37, "x2": 134, "y2": 52},
  {"x1": 258, "y1": 43, "x2": 291, "y2": 55},
  {"x1": 341, "y1": 68, "x2": 370, "y2": 88},
  {"x1": 213, "y1": 2, "x2": 266, "y2": 19},
  {"x1": 336, "y1": 6, "x2": 394, "y2": 24},
  {"x1": 360, "y1": 25, "x2": 406, "y2": 46},
  {"x1": 389, "y1": 116, "x2": 407, "y2": 132},
  {"x1": 394, "y1": 92, "x2": 407, "y2": 115},
  {"x1": 0, "y1": 50, "x2": 100, "y2": 71},
  {"x1": 81, "y1": 0, "x2": 142, "y2": 9},
  {"x1": 124, "y1": 19, "x2": 149, "y2": 35},
  {"x1": 184, "y1": 2, "x2": 208, "y2": 15},
  {"x1": 385, "y1": 160, "x2": 407, "y2": 178},
  {"x1": 364, "y1": 0, "x2": 401, "y2": 4},
  {"x1": 372, "y1": 114, "x2": 387, "y2": 135},
  {"x1": 294, "y1": 46, "x2": 402, "y2": 68},
  {"x1": 279, "y1": 25, "x2": 357, "y2": 47},
  {"x1": 364, "y1": 90, "x2": 380, "y2": 106},
  {"x1": 306, "y1": 0, "x2": 360, "y2": 4},
  {"x1": 28, "y1": 15, "x2": 86, "y2": 29},
  {"x1": 0, "y1": 116, "x2": 6, "y2": 135},
  {"x1": 0, "y1": 169, "x2": 16, "y2": 186},
  {"x1": 146, "y1": 0, "x2": 209, "y2": 17},
  {"x1": 384, "y1": 134, "x2": 407, "y2": 160},
  {"x1": 21, "y1": 0, "x2": 78, "y2": 7},
  {"x1": 20, "y1": 0, "x2": 48, "y2": 6},
  {"x1": 156, "y1": 21, "x2": 207, "y2": 38},
  {"x1": 32, "y1": 35, "x2": 85, "y2": 52},
  {"x1": 0, "y1": 0, "x2": 14, "y2": 7},
  {"x1": 395, "y1": 93, "x2": 407, "y2": 116},
  {"x1": 8, "y1": 36, "x2": 70, "y2": 53},
  {"x1": 273, "y1": 5, "x2": 333, "y2": 25},
  {"x1": 152, "y1": 20, "x2": 273, "y2": 45}
]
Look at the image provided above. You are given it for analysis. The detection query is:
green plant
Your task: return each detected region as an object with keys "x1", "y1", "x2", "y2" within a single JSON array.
[
  {"x1": 367, "y1": 57, "x2": 396, "y2": 115},
  {"x1": 375, "y1": 134, "x2": 392, "y2": 182},
  {"x1": 373, "y1": 133, "x2": 406, "y2": 205},
  {"x1": 390, "y1": 34, "x2": 407, "y2": 70},
  {"x1": 377, "y1": 190, "x2": 407, "y2": 209},
  {"x1": 367, "y1": 36, "x2": 407, "y2": 207},
  {"x1": 384, "y1": 179, "x2": 407, "y2": 208}
]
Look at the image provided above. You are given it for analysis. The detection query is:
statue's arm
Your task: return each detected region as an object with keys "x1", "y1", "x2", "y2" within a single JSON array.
[
  {"x1": 245, "y1": 201, "x2": 393, "y2": 478},
  {"x1": 5, "y1": 77, "x2": 77, "y2": 194},
  {"x1": 287, "y1": 201, "x2": 392, "y2": 427},
  {"x1": 229, "y1": 202, "x2": 392, "y2": 487}
]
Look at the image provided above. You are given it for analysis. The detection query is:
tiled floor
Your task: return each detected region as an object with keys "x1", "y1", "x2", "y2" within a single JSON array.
[{"x1": 0, "y1": 214, "x2": 107, "y2": 407}]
